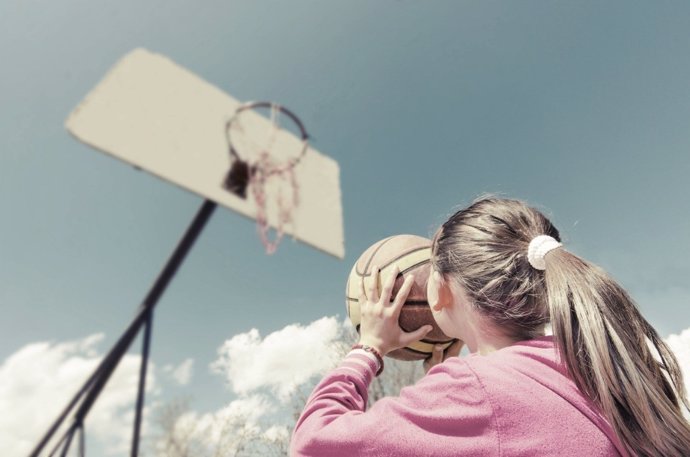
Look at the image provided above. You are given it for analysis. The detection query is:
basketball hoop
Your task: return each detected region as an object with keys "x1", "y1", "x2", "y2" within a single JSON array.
[
  {"x1": 224, "y1": 101, "x2": 309, "y2": 254},
  {"x1": 32, "y1": 50, "x2": 344, "y2": 457}
]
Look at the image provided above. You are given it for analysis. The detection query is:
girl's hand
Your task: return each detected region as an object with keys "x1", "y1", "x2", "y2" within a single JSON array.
[
  {"x1": 422, "y1": 339, "x2": 464, "y2": 373},
  {"x1": 357, "y1": 265, "x2": 433, "y2": 356}
]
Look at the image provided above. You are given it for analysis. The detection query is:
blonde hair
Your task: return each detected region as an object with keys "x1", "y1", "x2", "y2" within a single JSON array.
[{"x1": 431, "y1": 196, "x2": 690, "y2": 457}]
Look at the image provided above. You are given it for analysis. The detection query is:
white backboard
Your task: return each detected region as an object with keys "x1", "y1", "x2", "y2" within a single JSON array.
[{"x1": 66, "y1": 48, "x2": 344, "y2": 259}]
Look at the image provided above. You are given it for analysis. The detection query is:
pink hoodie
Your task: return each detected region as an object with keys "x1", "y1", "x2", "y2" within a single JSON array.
[{"x1": 291, "y1": 336, "x2": 628, "y2": 456}]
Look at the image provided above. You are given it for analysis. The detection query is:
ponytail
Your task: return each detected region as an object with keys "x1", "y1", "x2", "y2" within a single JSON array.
[
  {"x1": 545, "y1": 249, "x2": 690, "y2": 457},
  {"x1": 433, "y1": 196, "x2": 690, "y2": 456}
]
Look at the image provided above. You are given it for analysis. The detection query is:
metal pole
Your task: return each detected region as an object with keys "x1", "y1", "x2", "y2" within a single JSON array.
[
  {"x1": 30, "y1": 199, "x2": 217, "y2": 456},
  {"x1": 130, "y1": 308, "x2": 153, "y2": 457}
]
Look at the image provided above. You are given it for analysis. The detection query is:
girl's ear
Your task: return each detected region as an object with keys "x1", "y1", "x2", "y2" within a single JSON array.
[{"x1": 428, "y1": 270, "x2": 453, "y2": 311}]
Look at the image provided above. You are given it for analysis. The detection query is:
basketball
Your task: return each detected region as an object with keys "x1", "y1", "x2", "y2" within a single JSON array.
[{"x1": 345, "y1": 234, "x2": 456, "y2": 361}]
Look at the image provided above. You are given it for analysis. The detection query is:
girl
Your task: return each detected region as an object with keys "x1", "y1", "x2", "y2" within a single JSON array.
[{"x1": 291, "y1": 196, "x2": 690, "y2": 456}]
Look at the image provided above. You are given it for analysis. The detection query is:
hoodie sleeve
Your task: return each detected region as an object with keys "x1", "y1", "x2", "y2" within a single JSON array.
[{"x1": 290, "y1": 352, "x2": 497, "y2": 457}]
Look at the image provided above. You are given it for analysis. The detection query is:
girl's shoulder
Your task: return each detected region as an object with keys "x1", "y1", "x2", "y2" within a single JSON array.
[{"x1": 431, "y1": 336, "x2": 621, "y2": 456}]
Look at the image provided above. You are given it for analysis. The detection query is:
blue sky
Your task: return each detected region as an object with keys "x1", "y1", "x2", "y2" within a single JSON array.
[{"x1": 2, "y1": 1, "x2": 690, "y2": 454}]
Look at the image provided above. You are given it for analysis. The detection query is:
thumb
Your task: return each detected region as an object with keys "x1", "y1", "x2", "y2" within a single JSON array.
[
  {"x1": 430, "y1": 344, "x2": 444, "y2": 364},
  {"x1": 401, "y1": 325, "x2": 433, "y2": 347},
  {"x1": 422, "y1": 344, "x2": 445, "y2": 374}
]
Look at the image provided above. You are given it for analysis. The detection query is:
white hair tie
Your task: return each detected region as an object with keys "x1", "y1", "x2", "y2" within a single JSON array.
[{"x1": 527, "y1": 235, "x2": 562, "y2": 270}]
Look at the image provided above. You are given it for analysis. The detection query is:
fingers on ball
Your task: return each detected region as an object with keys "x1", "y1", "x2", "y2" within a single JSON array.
[
  {"x1": 367, "y1": 265, "x2": 380, "y2": 302},
  {"x1": 359, "y1": 277, "x2": 367, "y2": 302},
  {"x1": 392, "y1": 275, "x2": 415, "y2": 312},
  {"x1": 380, "y1": 265, "x2": 400, "y2": 304}
]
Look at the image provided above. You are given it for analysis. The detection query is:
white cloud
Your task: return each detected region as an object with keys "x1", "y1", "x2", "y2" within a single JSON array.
[
  {"x1": 164, "y1": 358, "x2": 194, "y2": 386},
  {"x1": 262, "y1": 424, "x2": 290, "y2": 443},
  {"x1": 154, "y1": 317, "x2": 353, "y2": 456},
  {"x1": 155, "y1": 395, "x2": 276, "y2": 456},
  {"x1": 0, "y1": 334, "x2": 156, "y2": 456},
  {"x1": 154, "y1": 316, "x2": 357, "y2": 456},
  {"x1": 180, "y1": 395, "x2": 272, "y2": 439},
  {"x1": 211, "y1": 316, "x2": 352, "y2": 401}
]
